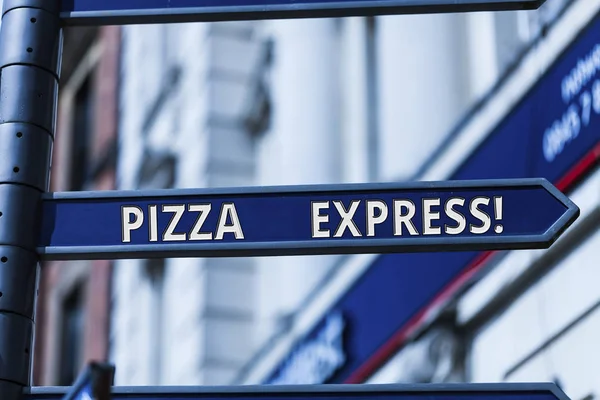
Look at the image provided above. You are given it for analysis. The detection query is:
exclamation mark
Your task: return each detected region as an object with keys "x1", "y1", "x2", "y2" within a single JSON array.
[{"x1": 494, "y1": 196, "x2": 503, "y2": 234}]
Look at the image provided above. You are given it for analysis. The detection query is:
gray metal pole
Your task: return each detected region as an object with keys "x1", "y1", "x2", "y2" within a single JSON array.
[{"x1": 0, "y1": 1, "x2": 61, "y2": 399}]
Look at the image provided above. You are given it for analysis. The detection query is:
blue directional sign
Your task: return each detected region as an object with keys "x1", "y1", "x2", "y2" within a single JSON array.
[
  {"x1": 60, "y1": 0, "x2": 546, "y2": 25},
  {"x1": 36, "y1": 178, "x2": 578, "y2": 260},
  {"x1": 24, "y1": 383, "x2": 571, "y2": 400}
]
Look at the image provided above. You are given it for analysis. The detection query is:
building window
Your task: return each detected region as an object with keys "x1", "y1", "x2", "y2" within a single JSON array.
[
  {"x1": 70, "y1": 75, "x2": 94, "y2": 191},
  {"x1": 58, "y1": 285, "x2": 85, "y2": 386}
]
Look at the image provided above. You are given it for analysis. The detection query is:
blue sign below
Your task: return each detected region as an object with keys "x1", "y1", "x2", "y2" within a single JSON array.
[
  {"x1": 24, "y1": 383, "x2": 571, "y2": 400},
  {"x1": 59, "y1": 0, "x2": 546, "y2": 25},
  {"x1": 37, "y1": 178, "x2": 578, "y2": 260}
]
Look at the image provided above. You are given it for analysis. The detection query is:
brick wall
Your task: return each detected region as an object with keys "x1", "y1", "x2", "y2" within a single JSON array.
[{"x1": 32, "y1": 25, "x2": 121, "y2": 387}]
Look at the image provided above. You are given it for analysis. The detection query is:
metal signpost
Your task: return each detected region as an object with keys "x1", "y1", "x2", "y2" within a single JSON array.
[
  {"x1": 0, "y1": 2, "x2": 61, "y2": 400},
  {"x1": 0, "y1": 1, "x2": 578, "y2": 400}
]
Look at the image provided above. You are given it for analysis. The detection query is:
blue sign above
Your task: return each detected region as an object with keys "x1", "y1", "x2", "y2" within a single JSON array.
[
  {"x1": 24, "y1": 383, "x2": 570, "y2": 400},
  {"x1": 36, "y1": 178, "x2": 578, "y2": 260},
  {"x1": 59, "y1": 0, "x2": 546, "y2": 25}
]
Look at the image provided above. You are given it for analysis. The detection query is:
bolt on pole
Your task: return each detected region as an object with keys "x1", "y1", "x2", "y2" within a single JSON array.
[{"x1": 0, "y1": 1, "x2": 62, "y2": 400}]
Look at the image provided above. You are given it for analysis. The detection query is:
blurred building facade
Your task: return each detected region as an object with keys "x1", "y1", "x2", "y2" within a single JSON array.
[
  {"x1": 33, "y1": 25, "x2": 121, "y2": 386},
  {"x1": 109, "y1": 0, "x2": 600, "y2": 398}
]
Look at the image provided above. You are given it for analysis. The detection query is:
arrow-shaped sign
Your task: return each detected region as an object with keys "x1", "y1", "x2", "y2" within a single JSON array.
[
  {"x1": 34, "y1": 178, "x2": 579, "y2": 260},
  {"x1": 25, "y1": 383, "x2": 571, "y2": 400}
]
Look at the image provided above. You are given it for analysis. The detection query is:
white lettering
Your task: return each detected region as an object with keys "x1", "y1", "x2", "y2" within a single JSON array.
[
  {"x1": 580, "y1": 90, "x2": 592, "y2": 126},
  {"x1": 561, "y1": 44, "x2": 600, "y2": 103},
  {"x1": 543, "y1": 103, "x2": 581, "y2": 162},
  {"x1": 189, "y1": 204, "x2": 212, "y2": 240},
  {"x1": 593, "y1": 79, "x2": 600, "y2": 113},
  {"x1": 267, "y1": 312, "x2": 346, "y2": 385},
  {"x1": 423, "y1": 198, "x2": 441, "y2": 235},
  {"x1": 393, "y1": 200, "x2": 418, "y2": 236},
  {"x1": 333, "y1": 200, "x2": 362, "y2": 238},
  {"x1": 122, "y1": 206, "x2": 143, "y2": 243},
  {"x1": 445, "y1": 198, "x2": 466, "y2": 235},
  {"x1": 366, "y1": 200, "x2": 388, "y2": 237},
  {"x1": 162, "y1": 204, "x2": 186, "y2": 241},
  {"x1": 149, "y1": 205, "x2": 158, "y2": 242},
  {"x1": 215, "y1": 203, "x2": 244, "y2": 240},
  {"x1": 312, "y1": 201, "x2": 330, "y2": 238},
  {"x1": 470, "y1": 197, "x2": 491, "y2": 234}
]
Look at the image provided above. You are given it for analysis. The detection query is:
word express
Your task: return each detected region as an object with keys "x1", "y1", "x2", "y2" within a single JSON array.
[
  {"x1": 310, "y1": 196, "x2": 505, "y2": 239},
  {"x1": 37, "y1": 179, "x2": 578, "y2": 260}
]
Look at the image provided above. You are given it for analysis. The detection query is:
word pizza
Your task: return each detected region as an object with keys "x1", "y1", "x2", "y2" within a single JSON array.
[{"x1": 121, "y1": 203, "x2": 244, "y2": 243}]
